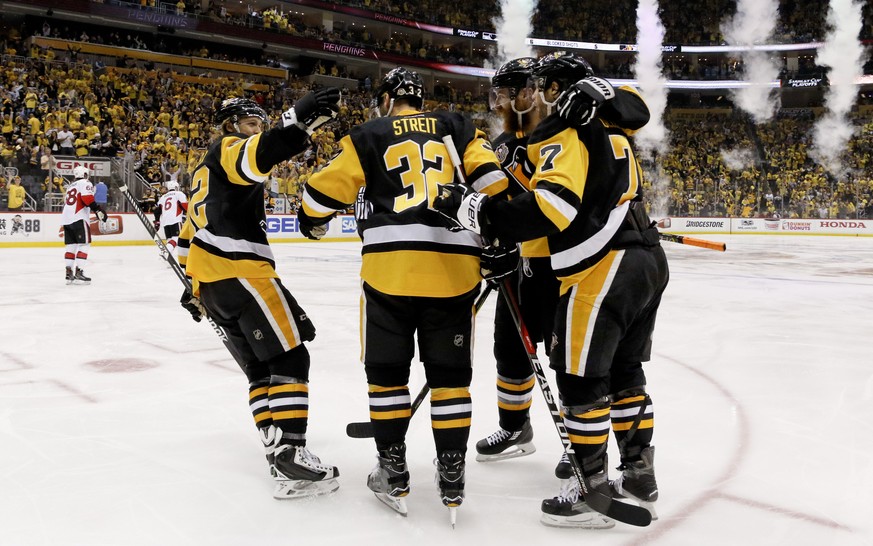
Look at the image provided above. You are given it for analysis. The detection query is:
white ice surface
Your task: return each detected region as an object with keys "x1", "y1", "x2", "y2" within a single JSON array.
[{"x1": 1, "y1": 235, "x2": 872, "y2": 546}]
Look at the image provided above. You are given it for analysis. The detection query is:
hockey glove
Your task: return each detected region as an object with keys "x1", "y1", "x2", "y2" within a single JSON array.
[
  {"x1": 92, "y1": 205, "x2": 108, "y2": 223},
  {"x1": 432, "y1": 183, "x2": 489, "y2": 236},
  {"x1": 557, "y1": 77, "x2": 616, "y2": 126},
  {"x1": 279, "y1": 87, "x2": 341, "y2": 135},
  {"x1": 301, "y1": 223, "x2": 328, "y2": 240},
  {"x1": 480, "y1": 242, "x2": 520, "y2": 284},
  {"x1": 180, "y1": 289, "x2": 206, "y2": 323},
  {"x1": 297, "y1": 209, "x2": 332, "y2": 240}
]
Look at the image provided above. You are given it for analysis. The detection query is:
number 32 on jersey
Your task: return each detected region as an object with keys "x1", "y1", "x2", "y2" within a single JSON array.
[{"x1": 383, "y1": 140, "x2": 454, "y2": 212}]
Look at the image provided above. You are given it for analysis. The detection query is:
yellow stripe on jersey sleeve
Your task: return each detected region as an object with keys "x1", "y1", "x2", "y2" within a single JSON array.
[
  {"x1": 220, "y1": 133, "x2": 269, "y2": 186},
  {"x1": 463, "y1": 132, "x2": 508, "y2": 196},
  {"x1": 304, "y1": 136, "x2": 365, "y2": 220},
  {"x1": 533, "y1": 190, "x2": 576, "y2": 231}
]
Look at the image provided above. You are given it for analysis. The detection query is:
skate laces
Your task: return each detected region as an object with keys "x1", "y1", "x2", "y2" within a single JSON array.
[
  {"x1": 280, "y1": 445, "x2": 332, "y2": 473},
  {"x1": 484, "y1": 428, "x2": 512, "y2": 446},
  {"x1": 555, "y1": 478, "x2": 581, "y2": 504}
]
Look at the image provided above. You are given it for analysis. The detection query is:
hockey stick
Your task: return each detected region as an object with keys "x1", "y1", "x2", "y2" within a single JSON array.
[
  {"x1": 499, "y1": 280, "x2": 652, "y2": 527},
  {"x1": 118, "y1": 184, "x2": 229, "y2": 343},
  {"x1": 659, "y1": 232, "x2": 726, "y2": 252},
  {"x1": 346, "y1": 282, "x2": 496, "y2": 439},
  {"x1": 437, "y1": 131, "x2": 649, "y2": 525}
]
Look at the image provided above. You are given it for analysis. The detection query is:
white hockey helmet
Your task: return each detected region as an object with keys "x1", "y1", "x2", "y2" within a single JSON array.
[
  {"x1": 166, "y1": 181, "x2": 179, "y2": 191},
  {"x1": 73, "y1": 165, "x2": 89, "y2": 179}
]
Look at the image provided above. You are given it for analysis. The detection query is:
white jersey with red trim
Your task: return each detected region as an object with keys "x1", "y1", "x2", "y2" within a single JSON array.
[
  {"x1": 156, "y1": 190, "x2": 188, "y2": 229},
  {"x1": 61, "y1": 179, "x2": 97, "y2": 226}
]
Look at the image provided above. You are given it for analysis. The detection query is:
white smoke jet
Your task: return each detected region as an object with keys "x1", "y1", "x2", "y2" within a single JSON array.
[
  {"x1": 491, "y1": 0, "x2": 536, "y2": 68},
  {"x1": 633, "y1": 0, "x2": 672, "y2": 217},
  {"x1": 646, "y1": 163, "x2": 674, "y2": 219},
  {"x1": 811, "y1": 0, "x2": 866, "y2": 176},
  {"x1": 722, "y1": 0, "x2": 781, "y2": 122},
  {"x1": 633, "y1": 0, "x2": 670, "y2": 158},
  {"x1": 721, "y1": 148, "x2": 756, "y2": 171}
]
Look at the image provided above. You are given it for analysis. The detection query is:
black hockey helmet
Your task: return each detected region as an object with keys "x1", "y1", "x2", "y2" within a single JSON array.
[
  {"x1": 491, "y1": 57, "x2": 537, "y2": 90},
  {"x1": 532, "y1": 51, "x2": 594, "y2": 92},
  {"x1": 215, "y1": 97, "x2": 268, "y2": 131},
  {"x1": 375, "y1": 67, "x2": 424, "y2": 107}
]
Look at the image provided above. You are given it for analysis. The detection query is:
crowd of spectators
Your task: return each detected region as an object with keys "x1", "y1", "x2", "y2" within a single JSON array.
[
  {"x1": 17, "y1": 0, "x2": 870, "y2": 84},
  {"x1": 317, "y1": 0, "x2": 873, "y2": 45},
  {"x1": 1, "y1": 6, "x2": 872, "y2": 219},
  {"x1": 82, "y1": 0, "x2": 873, "y2": 70},
  {"x1": 650, "y1": 110, "x2": 873, "y2": 218}
]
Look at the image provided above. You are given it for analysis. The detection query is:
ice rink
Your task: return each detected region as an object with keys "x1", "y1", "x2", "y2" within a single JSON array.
[{"x1": 1, "y1": 235, "x2": 872, "y2": 546}]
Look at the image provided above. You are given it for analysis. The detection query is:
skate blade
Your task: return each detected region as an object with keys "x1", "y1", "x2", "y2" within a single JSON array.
[
  {"x1": 373, "y1": 492, "x2": 408, "y2": 516},
  {"x1": 448, "y1": 506, "x2": 458, "y2": 528},
  {"x1": 273, "y1": 477, "x2": 339, "y2": 499},
  {"x1": 475, "y1": 443, "x2": 536, "y2": 462},
  {"x1": 540, "y1": 512, "x2": 615, "y2": 529}
]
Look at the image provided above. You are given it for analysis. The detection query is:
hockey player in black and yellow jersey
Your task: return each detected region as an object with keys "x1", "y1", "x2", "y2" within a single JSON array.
[
  {"x1": 177, "y1": 90, "x2": 342, "y2": 500},
  {"x1": 434, "y1": 52, "x2": 667, "y2": 528},
  {"x1": 477, "y1": 56, "x2": 654, "y2": 469},
  {"x1": 298, "y1": 67, "x2": 508, "y2": 522},
  {"x1": 475, "y1": 57, "x2": 547, "y2": 461}
]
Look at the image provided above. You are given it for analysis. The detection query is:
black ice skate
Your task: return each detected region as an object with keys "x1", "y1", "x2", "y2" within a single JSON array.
[
  {"x1": 554, "y1": 451, "x2": 572, "y2": 479},
  {"x1": 540, "y1": 473, "x2": 615, "y2": 529},
  {"x1": 65, "y1": 267, "x2": 74, "y2": 285},
  {"x1": 435, "y1": 450, "x2": 465, "y2": 527},
  {"x1": 611, "y1": 446, "x2": 658, "y2": 520},
  {"x1": 73, "y1": 268, "x2": 91, "y2": 284},
  {"x1": 272, "y1": 444, "x2": 339, "y2": 499},
  {"x1": 367, "y1": 442, "x2": 410, "y2": 516},
  {"x1": 474, "y1": 418, "x2": 535, "y2": 462}
]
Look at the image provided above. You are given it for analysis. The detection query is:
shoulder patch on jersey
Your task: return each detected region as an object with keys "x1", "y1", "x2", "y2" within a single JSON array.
[{"x1": 495, "y1": 142, "x2": 508, "y2": 164}]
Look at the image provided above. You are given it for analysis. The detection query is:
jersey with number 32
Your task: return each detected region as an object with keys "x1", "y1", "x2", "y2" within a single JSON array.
[{"x1": 302, "y1": 109, "x2": 508, "y2": 297}]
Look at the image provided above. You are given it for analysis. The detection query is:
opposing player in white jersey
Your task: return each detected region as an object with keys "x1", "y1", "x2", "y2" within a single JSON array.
[
  {"x1": 154, "y1": 180, "x2": 188, "y2": 258},
  {"x1": 61, "y1": 165, "x2": 107, "y2": 284}
]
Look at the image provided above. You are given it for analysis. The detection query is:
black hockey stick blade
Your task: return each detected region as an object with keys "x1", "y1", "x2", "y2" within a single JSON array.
[
  {"x1": 587, "y1": 486, "x2": 652, "y2": 526},
  {"x1": 346, "y1": 421, "x2": 373, "y2": 438}
]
